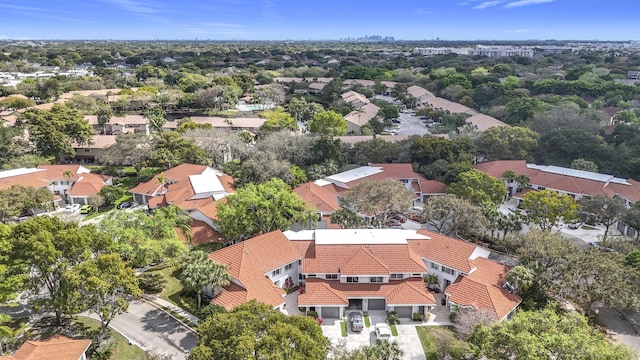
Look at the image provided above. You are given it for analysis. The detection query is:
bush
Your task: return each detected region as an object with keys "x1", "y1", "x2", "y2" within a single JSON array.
[
  {"x1": 307, "y1": 310, "x2": 318, "y2": 318},
  {"x1": 412, "y1": 313, "x2": 425, "y2": 322},
  {"x1": 199, "y1": 304, "x2": 227, "y2": 320},
  {"x1": 386, "y1": 311, "x2": 399, "y2": 325},
  {"x1": 137, "y1": 273, "x2": 166, "y2": 293}
]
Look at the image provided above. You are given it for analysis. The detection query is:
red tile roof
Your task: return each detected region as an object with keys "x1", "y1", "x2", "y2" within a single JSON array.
[
  {"x1": 300, "y1": 278, "x2": 436, "y2": 306},
  {"x1": 409, "y1": 230, "x2": 480, "y2": 273},
  {"x1": 175, "y1": 220, "x2": 225, "y2": 245},
  {"x1": 208, "y1": 231, "x2": 300, "y2": 310},
  {"x1": 0, "y1": 334, "x2": 91, "y2": 360},
  {"x1": 446, "y1": 258, "x2": 521, "y2": 319},
  {"x1": 474, "y1": 160, "x2": 530, "y2": 179},
  {"x1": 294, "y1": 182, "x2": 340, "y2": 212},
  {"x1": 66, "y1": 173, "x2": 109, "y2": 197},
  {"x1": 36, "y1": 164, "x2": 84, "y2": 181}
]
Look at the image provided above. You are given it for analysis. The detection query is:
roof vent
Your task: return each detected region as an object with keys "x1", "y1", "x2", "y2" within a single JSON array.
[{"x1": 244, "y1": 249, "x2": 250, "y2": 256}]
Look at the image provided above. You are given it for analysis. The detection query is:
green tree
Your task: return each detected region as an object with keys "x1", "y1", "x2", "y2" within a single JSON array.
[
  {"x1": 10, "y1": 217, "x2": 112, "y2": 324},
  {"x1": 18, "y1": 104, "x2": 94, "y2": 157},
  {"x1": 96, "y1": 105, "x2": 112, "y2": 134},
  {"x1": 99, "y1": 185, "x2": 124, "y2": 207},
  {"x1": 430, "y1": 327, "x2": 469, "y2": 360},
  {"x1": 422, "y1": 194, "x2": 487, "y2": 237},
  {"x1": 287, "y1": 98, "x2": 324, "y2": 124},
  {"x1": 442, "y1": 73, "x2": 472, "y2": 89},
  {"x1": 0, "y1": 185, "x2": 54, "y2": 222},
  {"x1": 259, "y1": 110, "x2": 298, "y2": 134},
  {"x1": 447, "y1": 169, "x2": 507, "y2": 206},
  {"x1": 504, "y1": 97, "x2": 548, "y2": 125},
  {"x1": 150, "y1": 132, "x2": 211, "y2": 168},
  {"x1": 75, "y1": 253, "x2": 141, "y2": 331},
  {"x1": 410, "y1": 136, "x2": 454, "y2": 172},
  {"x1": 87, "y1": 193, "x2": 105, "y2": 213},
  {"x1": 571, "y1": 158, "x2": 599, "y2": 172},
  {"x1": 144, "y1": 106, "x2": 167, "y2": 133},
  {"x1": 468, "y1": 307, "x2": 636, "y2": 360},
  {"x1": 0, "y1": 224, "x2": 22, "y2": 303},
  {"x1": 520, "y1": 189, "x2": 580, "y2": 231},
  {"x1": 340, "y1": 179, "x2": 415, "y2": 228},
  {"x1": 308, "y1": 110, "x2": 347, "y2": 136},
  {"x1": 476, "y1": 126, "x2": 539, "y2": 161},
  {"x1": 97, "y1": 206, "x2": 188, "y2": 267},
  {"x1": 506, "y1": 265, "x2": 534, "y2": 294},
  {"x1": 216, "y1": 178, "x2": 315, "y2": 241},
  {"x1": 189, "y1": 300, "x2": 329, "y2": 360},
  {"x1": 578, "y1": 195, "x2": 626, "y2": 244},
  {"x1": 330, "y1": 208, "x2": 365, "y2": 229},
  {"x1": 180, "y1": 251, "x2": 230, "y2": 311},
  {"x1": 1, "y1": 154, "x2": 50, "y2": 171}
]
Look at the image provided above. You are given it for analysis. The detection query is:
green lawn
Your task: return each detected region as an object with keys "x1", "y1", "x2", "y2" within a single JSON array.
[
  {"x1": 415, "y1": 326, "x2": 439, "y2": 360},
  {"x1": 75, "y1": 316, "x2": 146, "y2": 360},
  {"x1": 143, "y1": 264, "x2": 184, "y2": 306}
]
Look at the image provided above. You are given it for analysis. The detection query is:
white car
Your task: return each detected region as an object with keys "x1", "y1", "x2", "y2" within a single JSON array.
[
  {"x1": 374, "y1": 323, "x2": 392, "y2": 341},
  {"x1": 65, "y1": 204, "x2": 81, "y2": 212}
]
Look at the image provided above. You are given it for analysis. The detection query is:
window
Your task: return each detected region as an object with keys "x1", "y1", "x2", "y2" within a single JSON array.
[
  {"x1": 285, "y1": 263, "x2": 292, "y2": 270},
  {"x1": 346, "y1": 277, "x2": 359, "y2": 283},
  {"x1": 272, "y1": 268, "x2": 281, "y2": 276},
  {"x1": 370, "y1": 277, "x2": 383, "y2": 283},
  {"x1": 299, "y1": 274, "x2": 306, "y2": 280},
  {"x1": 441, "y1": 266, "x2": 455, "y2": 275},
  {"x1": 430, "y1": 262, "x2": 439, "y2": 270},
  {"x1": 84, "y1": 149, "x2": 91, "y2": 152},
  {"x1": 390, "y1": 274, "x2": 403, "y2": 280},
  {"x1": 307, "y1": 274, "x2": 316, "y2": 278},
  {"x1": 325, "y1": 274, "x2": 338, "y2": 280}
]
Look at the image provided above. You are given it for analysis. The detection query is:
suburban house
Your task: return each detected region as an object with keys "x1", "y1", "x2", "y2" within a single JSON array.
[
  {"x1": 294, "y1": 181, "x2": 342, "y2": 229},
  {"x1": 0, "y1": 334, "x2": 91, "y2": 360},
  {"x1": 84, "y1": 114, "x2": 150, "y2": 135},
  {"x1": 341, "y1": 90, "x2": 371, "y2": 108},
  {"x1": 0, "y1": 165, "x2": 110, "y2": 207},
  {"x1": 69, "y1": 134, "x2": 118, "y2": 163},
  {"x1": 406, "y1": 85, "x2": 435, "y2": 106},
  {"x1": 344, "y1": 103, "x2": 381, "y2": 134},
  {"x1": 129, "y1": 164, "x2": 234, "y2": 244},
  {"x1": 206, "y1": 228, "x2": 521, "y2": 320},
  {"x1": 475, "y1": 160, "x2": 640, "y2": 236}
]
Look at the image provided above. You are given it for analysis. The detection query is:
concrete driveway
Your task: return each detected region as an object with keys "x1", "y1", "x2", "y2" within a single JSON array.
[{"x1": 322, "y1": 310, "x2": 425, "y2": 359}]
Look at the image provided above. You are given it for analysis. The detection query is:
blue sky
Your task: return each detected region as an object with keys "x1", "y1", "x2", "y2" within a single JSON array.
[{"x1": 0, "y1": 0, "x2": 636, "y2": 41}]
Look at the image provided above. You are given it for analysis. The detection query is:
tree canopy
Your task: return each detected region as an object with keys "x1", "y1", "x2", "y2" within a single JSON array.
[
  {"x1": 308, "y1": 110, "x2": 347, "y2": 136},
  {"x1": 446, "y1": 169, "x2": 506, "y2": 206},
  {"x1": 340, "y1": 179, "x2": 415, "y2": 228},
  {"x1": 520, "y1": 189, "x2": 580, "y2": 231},
  {"x1": 189, "y1": 300, "x2": 329, "y2": 360}
]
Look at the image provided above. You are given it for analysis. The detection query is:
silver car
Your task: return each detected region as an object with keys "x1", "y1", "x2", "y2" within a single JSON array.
[
  {"x1": 349, "y1": 311, "x2": 364, "y2": 332},
  {"x1": 375, "y1": 323, "x2": 392, "y2": 340}
]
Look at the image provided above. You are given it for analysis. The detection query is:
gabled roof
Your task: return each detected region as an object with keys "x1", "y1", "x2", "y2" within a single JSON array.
[
  {"x1": 341, "y1": 90, "x2": 371, "y2": 106},
  {"x1": 409, "y1": 230, "x2": 482, "y2": 273},
  {"x1": 37, "y1": 164, "x2": 88, "y2": 180},
  {"x1": 0, "y1": 334, "x2": 91, "y2": 360},
  {"x1": 344, "y1": 103, "x2": 380, "y2": 127},
  {"x1": 474, "y1": 160, "x2": 530, "y2": 179},
  {"x1": 175, "y1": 220, "x2": 225, "y2": 245},
  {"x1": 293, "y1": 181, "x2": 340, "y2": 212},
  {"x1": 339, "y1": 247, "x2": 390, "y2": 275},
  {"x1": 423, "y1": 96, "x2": 473, "y2": 114},
  {"x1": 208, "y1": 231, "x2": 300, "y2": 310},
  {"x1": 407, "y1": 85, "x2": 434, "y2": 99},
  {"x1": 66, "y1": 173, "x2": 109, "y2": 197},
  {"x1": 300, "y1": 278, "x2": 436, "y2": 306},
  {"x1": 465, "y1": 113, "x2": 507, "y2": 132},
  {"x1": 445, "y1": 257, "x2": 521, "y2": 319}
]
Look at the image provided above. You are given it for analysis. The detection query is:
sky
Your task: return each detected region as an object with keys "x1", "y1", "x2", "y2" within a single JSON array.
[{"x1": 0, "y1": 0, "x2": 637, "y2": 41}]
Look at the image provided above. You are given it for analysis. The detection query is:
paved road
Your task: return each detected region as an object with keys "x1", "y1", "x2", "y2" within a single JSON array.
[
  {"x1": 395, "y1": 113, "x2": 430, "y2": 136},
  {"x1": 84, "y1": 300, "x2": 198, "y2": 359},
  {"x1": 596, "y1": 307, "x2": 640, "y2": 355}
]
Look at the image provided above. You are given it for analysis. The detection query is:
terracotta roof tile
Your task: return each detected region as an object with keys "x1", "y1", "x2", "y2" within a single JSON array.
[
  {"x1": 175, "y1": 220, "x2": 225, "y2": 245},
  {"x1": 0, "y1": 334, "x2": 91, "y2": 360},
  {"x1": 37, "y1": 164, "x2": 84, "y2": 180},
  {"x1": 339, "y1": 247, "x2": 390, "y2": 275},
  {"x1": 410, "y1": 230, "x2": 480, "y2": 273},
  {"x1": 66, "y1": 173, "x2": 108, "y2": 197},
  {"x1": 299, "y1": 278, "x2": 436, "y2": 306},
  {"x1": 294, "y1": 182, "x2": 340, "y2": 212}
]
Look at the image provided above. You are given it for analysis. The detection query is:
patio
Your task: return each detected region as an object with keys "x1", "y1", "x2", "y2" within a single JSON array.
[{"x1": 282, "y1": 291, "x2": 304, "y2": 316}]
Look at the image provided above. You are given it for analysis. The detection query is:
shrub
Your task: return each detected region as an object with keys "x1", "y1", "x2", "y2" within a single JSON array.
[
  {"x1": 412, "y1": 313, "x2": 425, "y2": 322},
  {"x1": 137, "y1": 273, "x2": 166, "y2": 293},
  {"x1": 307, "y1": 310, "x2": 318, "y2": 318},
  {"x1": 386, "y1": 311, "x2": 399, "y2": 325},
  {"x1": 199, "y1": 304, "x2": 227, "y2": 320}
]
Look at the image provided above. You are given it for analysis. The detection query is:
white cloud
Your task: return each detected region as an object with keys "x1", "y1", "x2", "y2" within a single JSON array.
[
  {"x1": 473, "y1": 1, "x2": 506, "y2": 10},
  {"x1": 503, "y1": 0, "x2": 555, "y2": 8}
]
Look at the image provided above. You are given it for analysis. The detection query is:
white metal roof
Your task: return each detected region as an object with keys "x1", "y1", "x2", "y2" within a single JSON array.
[
  {"x1": 324, "y1": 166, "x2": 383, "y2": 185},
  {"x1": 189, "y1": 172, "x2": 224, "y2": 194},
  {"x1": 527, "y1": 164, "x2": 630, "y2": 185},
  {"x1": 0, "y1": 168, "x2": 45, "y2": 179}
]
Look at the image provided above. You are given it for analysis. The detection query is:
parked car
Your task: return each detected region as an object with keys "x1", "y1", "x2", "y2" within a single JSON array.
[
  {"x1": 79, "y1": 205, "x2": 94, "y2": 214},
  {"x1": 384, "y1": 219, "x2": 402, "y2": 227},
  {"x1": 391, "y1": 213, "x2": 407, "y2": 223},
  {"x1": 374, "y1": 323, "x2": 392, "y2": 340},
  {"x1": 65, "y1": 204, "x2": 81, "y2": 212},
  {"x1": 117, "y1": 201, "x2": 133, "y2": 209},
  {"x1": 391, "y1": 118, "x2": 400, "y2": 124},
  {"x1": 349, "y1": 311, "x2": 364, "y2": 332},
  {"x1": 567, "y1": 221, "x2": 582, "y2": 229}
]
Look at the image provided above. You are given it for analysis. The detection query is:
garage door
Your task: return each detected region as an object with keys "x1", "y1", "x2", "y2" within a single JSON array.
[
  {"x1": 394, "y1": 306, "x2": 413, "y2": 318},
  {"x1": 368, "y1": 299, "x2": 386, "y2": 310},
  {"x1": 321, "y1": 307, "x2": 340, "y2": 318}
]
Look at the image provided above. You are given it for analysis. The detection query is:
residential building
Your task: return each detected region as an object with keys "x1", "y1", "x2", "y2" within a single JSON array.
[
  {"x1": 84, "y1": 115, "x2": 149, "y2": 135},
  {"x1": 163, "y1": 117, "x2": 265, "y2": 134},
  {"x1": 344, "y1": 103, "x2": 381, "y2": 134},
  {"x1": 129, "y1": 164, "x2": 234, "y2": 244},
  {"x1": 343, "y1": 79, "x2": 375, "y2": 88},
  {"x1": 0, "y1": 334, "x2": 91, "y2": 360},
  {"x1": 207, "y1": 229, "x2": 520, "y2": 320},
  {"x1": 341, "y1": 90, "x2": 370, "y2": 108},
  {"x1": 406, "y1": 85, "x2": 434, "y2": 106},
  {"x1": 464, "y1": 113, "x2": 507, "y2": 132},
  {"x1": 69, "y1": 134, "x2": 118, "y2": 163}
]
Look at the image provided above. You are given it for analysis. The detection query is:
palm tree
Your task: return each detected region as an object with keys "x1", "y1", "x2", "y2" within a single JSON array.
[{"x1": 180, "y1": 251, "x2": 230, "y2": 311}]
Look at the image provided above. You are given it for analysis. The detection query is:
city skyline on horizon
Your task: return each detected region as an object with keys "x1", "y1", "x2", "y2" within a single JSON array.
[{"x1": 0, "y1": 0, "x2": 637, "y2": 42}]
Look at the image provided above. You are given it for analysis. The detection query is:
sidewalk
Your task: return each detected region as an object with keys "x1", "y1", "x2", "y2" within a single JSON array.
[{"x1": 143, "y1": 295, "x2": 200, "y2": 328}]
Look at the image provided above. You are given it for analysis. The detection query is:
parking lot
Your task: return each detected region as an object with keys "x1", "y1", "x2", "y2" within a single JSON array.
[{"x1": 322, "y1": 310, "x2": 426, "y2": 359}]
